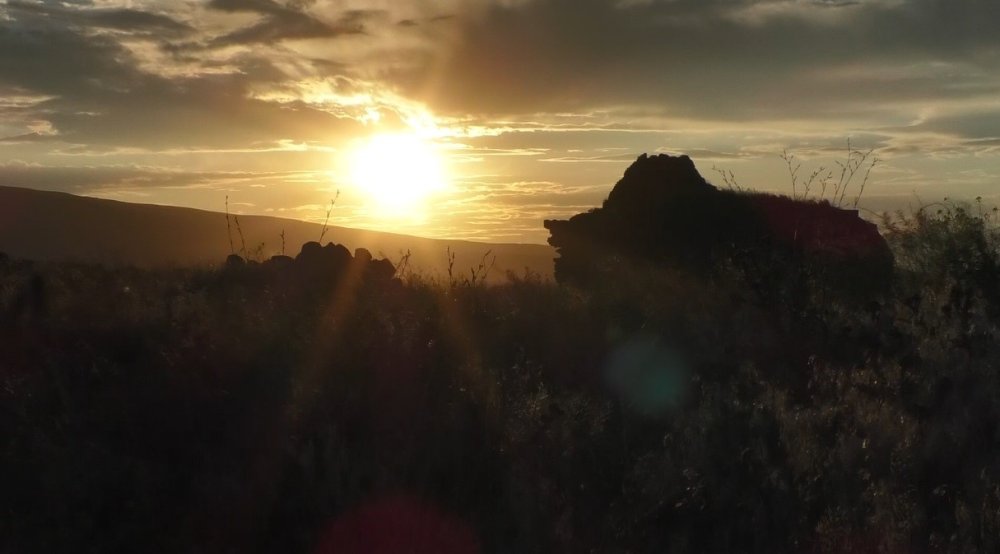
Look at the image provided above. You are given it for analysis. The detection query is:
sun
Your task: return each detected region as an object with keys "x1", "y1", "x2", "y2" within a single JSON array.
[{"x1": 349, "y1": 132, "x2": 449, "y2": 214}]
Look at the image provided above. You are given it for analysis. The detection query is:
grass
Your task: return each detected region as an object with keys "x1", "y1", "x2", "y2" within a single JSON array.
[
  {"x1": 3, "y1": 202, "x2": 1000, "y2": 552},
  {"x1": 714, "y1": 139, "x2": 880, "y2": 209}
]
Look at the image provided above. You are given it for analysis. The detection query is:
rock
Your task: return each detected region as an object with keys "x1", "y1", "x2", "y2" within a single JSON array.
[
  {"x1": 225, "y1": 254, "x2": 246, "y2": 268},
  {"x1": 354, "y1": 248, "x2": 373, "y2": 265},
  {"x1": 295, "y1": 241, "x2": 352, "y2": 278},
  {"x1": 367, "y1": 258, "x2": 396, "y2": 282},
  {"x1": 296, "y1": 241, "x2": 325, "y2": 263},
  {"x1": 266, "y1": 255, "x2": 295, "y2": 267},
  {"x1": 544, "y1": 153, "x2": 893, "y2": 296},
  {"x1": 322, "y1": 242, "x2": 352, "y2": 267}
]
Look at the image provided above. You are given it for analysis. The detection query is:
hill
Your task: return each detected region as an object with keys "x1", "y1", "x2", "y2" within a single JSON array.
[{"x1": 0, "y1": 186, "x2": 554, "y2": 280}]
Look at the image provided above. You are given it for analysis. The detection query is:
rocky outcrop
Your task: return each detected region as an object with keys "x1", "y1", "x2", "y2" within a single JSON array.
[
  {"x1": 223, "y1": 241, "x2": 397, "y2": 285},
  {"x1": 296, "y1": 241, "x2": 352, "y2": 276},
  {"x1": 544, "y1": 154, "x2": 893, "y2": 295}
]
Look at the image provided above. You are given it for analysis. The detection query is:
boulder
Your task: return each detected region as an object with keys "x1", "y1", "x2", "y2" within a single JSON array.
[
  {"x1": 354, "y1": 248, "x2": 373, "y2": 265},
  {"x1": 367, "y1": 258, "x2": 396, "y2": 282},
  {"x1": 296, "y1": 241, "x2": 352, "y2": 278},
  {"x1": 544, "y1": 154, "x2": 893, "y2": 296},
  {"x1": 225, "y1": 254, "x2": 246, "y2": 268},
  {"x1": 265, "y1": 255, "x2": 295, "y2": 268}
]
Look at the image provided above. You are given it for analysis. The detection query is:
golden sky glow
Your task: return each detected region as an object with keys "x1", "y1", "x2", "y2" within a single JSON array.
[{"x1": 1, "y1": 0, "x2": 999, "y2": 243}]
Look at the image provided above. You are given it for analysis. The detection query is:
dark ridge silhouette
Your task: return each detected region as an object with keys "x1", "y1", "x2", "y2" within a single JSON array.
[
  {"x1": 0, "y1": 185, "x2": 554, "y2": 281},
  {"x1": 545, "y1": 153, "x2": 893, "y2": 295}
]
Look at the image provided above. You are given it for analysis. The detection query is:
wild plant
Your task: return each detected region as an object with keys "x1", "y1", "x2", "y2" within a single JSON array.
[
  {"x1": 444, "y1": 246, "x2": 496, "y2": 287},
  {"x1": 466, "y1": 249, "x2": 496, "y2": 287},
  {"x1": 446, "y1": 245, "x2": 456, "y2": 284},
  {"x1": 225, "y1": 195, "x2": 235, "y2": 255},
  {"x1": 883, "y1": 199, "x2": 1000, "y2": 286},
  {"x1": 318, "y1": 190, "x2": 340, "y2": 243},
  {"x1": 712, "y1": 165, "x2": 746, "y2": 192},
  {"x1": 781, "y1": 138, "x2": 879, "y2": 207},
  {"x1": 394, "y1": 249, "x2": 413, "y2": 280},
  {"x1": 233, "y1": 215, "x2": 248, "y2": 258},
  {"x1": 249, "y1": 242, "x2": 266, "y2": 262}
]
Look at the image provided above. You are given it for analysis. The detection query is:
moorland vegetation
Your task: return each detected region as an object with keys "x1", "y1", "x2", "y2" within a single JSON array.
[{"x1": 4, "y1": 154, "x2": 1000, "y2": 553}]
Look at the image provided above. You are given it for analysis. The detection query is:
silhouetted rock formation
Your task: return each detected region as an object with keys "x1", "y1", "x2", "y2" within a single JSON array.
[
  {"x1": 367, "y1": 258, "x2": 396, "y2": 283},
  {"x1": 354, "y1": 248, "x2": 373, "y2": 265},
  {"x1": 265, "y1": 255, "x2": 295, "y2": 268},
  {"x1": 226, "y1": 254, "x2": 246, "y2": 268},
  {"x1": 221, "y1": 241, "x2": 397, "y2": 289},
  {"x1": 296, "y1": 241, "x2": 352, "y2": 276},
  {"x1": 545, "y1": 154, "x2": 893, "y2": 296}
]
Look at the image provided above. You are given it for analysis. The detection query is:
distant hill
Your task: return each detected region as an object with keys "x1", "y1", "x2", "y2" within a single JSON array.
[{"x1": 0, "y1": 186, "x2": 555, "y2": 281}]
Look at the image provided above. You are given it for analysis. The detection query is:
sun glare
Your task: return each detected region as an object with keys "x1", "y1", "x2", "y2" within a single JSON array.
[{"x1": 349, "y1": 133, "x2": 448, "y2": 215}]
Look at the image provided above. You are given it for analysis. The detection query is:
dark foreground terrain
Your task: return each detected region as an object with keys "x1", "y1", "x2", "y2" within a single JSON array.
[{"x1": 4, "y1": 203, "x2": 1000, "y2": 553}]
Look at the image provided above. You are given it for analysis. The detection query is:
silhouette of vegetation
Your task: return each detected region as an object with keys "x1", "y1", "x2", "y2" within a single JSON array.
[
  {"x1": 318, "y1": 191, "x2": 341, "y2": 244},
  {"x1": 779, "y1": 139, "x2": 879, "y2": 207},
  {"x1": 4, "y1": 156, "x2": 1000, "y2": 553},
  {"x1": 226, "y1": 194, "x2": 236, "y2": 255}
]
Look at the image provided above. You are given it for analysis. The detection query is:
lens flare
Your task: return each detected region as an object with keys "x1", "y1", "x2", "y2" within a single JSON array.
[{"x1": 605, "y1": 335, "x2": 689, "y2": 417}]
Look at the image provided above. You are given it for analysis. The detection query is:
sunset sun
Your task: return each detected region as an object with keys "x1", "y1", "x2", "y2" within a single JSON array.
[{"x1": 349, "y1": 132, "x2": 448, "y2": 214}]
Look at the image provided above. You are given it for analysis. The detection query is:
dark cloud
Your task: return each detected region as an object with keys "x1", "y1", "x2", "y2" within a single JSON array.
[
  {"x1": 0, "y1": 5, "x2": 366, "y2": 149},
  {"x1": 0, "y1": 17, "x2": 136, "y2": 97},
  {"x1": 911, "y1": 111, "x2": 1000, "y2": 140},
  {"x1": 5, "y1": 0, "x2": 193, "y2": 36},
  {"x1": 396, "y1": 13, "x2": 455, "y2": 29},
  {"x1": 207, "y1": 0, "x2": 368, "y2": 45},
  {"x1": 411, "y1": 0, "x2": 1000, "y2": 118},
  {"x1": 0, "y1": 132, "x2": 61, "y2": 144},
  {"x1": 207, "y1": 0, "x2": 286, "y2": 13},
  {"x1": 41, "y1": 83, "x2": 365, "y2": 149}
]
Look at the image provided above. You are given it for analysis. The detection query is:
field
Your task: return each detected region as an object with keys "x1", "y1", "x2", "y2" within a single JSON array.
[{"x1": 4, "y1": 204, "x2": 1000, "y2": 553}]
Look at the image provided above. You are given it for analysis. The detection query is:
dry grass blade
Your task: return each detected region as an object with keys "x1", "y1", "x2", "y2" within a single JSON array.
[{"x1": 318, "y1": 190, "x2": 341, "y2": 244}]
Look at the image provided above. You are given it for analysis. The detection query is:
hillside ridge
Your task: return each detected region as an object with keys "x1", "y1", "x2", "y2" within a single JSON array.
[{"x1": 0, "y1": 185, "x2": 554, "y2": 280}]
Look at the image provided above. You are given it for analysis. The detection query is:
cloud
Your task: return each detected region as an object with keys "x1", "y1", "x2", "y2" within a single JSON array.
[
  {"x1": 409, "y1": 0, "x2": 1000, "y2": 120},
  {"x1": 909, "y1": 110, "x2": 1000, "y2": 141},
  {"x1": 8, "y1": 0, "x2": 994, "y2": 148},
  {"x1": 4, "y1": 0, "x2": 194, "y2": 36},
  {"x1": 0, "y1": 4, "x2": 369, "y2": 149},
  {"x1": 206, "y1": 0, "x2": 369, "y2": 45},
  {"x1": 41, "y1": 75, "x2": 366, "y2": 149},
  {"x1": 0, "y1": 13, "x2": 136, "y2": 98}
]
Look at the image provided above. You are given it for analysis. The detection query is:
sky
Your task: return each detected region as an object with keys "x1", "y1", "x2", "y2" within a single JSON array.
[{"x1": 1, "y1": 0, "x2": 999, "y2": 244}]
